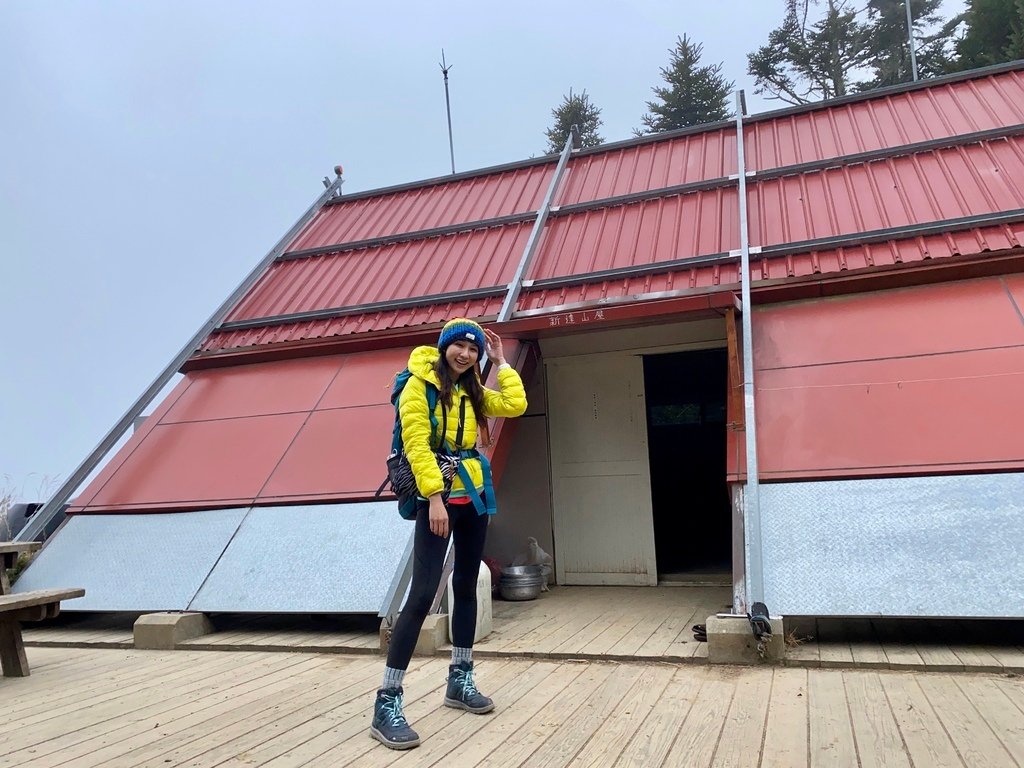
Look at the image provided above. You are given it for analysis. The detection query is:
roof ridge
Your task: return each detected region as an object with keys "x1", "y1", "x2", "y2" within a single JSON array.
[{"x1": 325, "y1": 60, "x2": 1024, "y2": 208}]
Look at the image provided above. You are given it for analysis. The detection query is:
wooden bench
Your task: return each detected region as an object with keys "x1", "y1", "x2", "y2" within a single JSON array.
[
  {"x1": 0, "y1": 589, "x2": 85, "y2": 677},
  {"x1": 1, "y1": 542, "x2": 85, "y2": 677}
]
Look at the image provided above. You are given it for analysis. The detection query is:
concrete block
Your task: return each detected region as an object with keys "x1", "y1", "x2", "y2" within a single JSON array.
[
  {"x1": 378, "y1": 613, "x2": 451, "y2": 655},
  {"x1": 134, "y1": 612, "x2": 213, "y2": 650},
  {"x1": 706, "y1": 614, "x2": 785, "y2": 665},
  {"x1": 416, "y1": 613, "x2": 449, "y2": 655},
  {"x1": 447, "y1": 562, "x2": 492, "y2": 644}
]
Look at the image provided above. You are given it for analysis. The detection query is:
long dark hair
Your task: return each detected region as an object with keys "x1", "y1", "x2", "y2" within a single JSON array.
[{"x1": 434, "y1": 355, "x2": 489, "y2": 444}]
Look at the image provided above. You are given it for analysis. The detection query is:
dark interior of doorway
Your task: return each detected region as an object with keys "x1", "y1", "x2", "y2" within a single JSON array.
[{"x1": 643, "y1": 348, "x2": 731, "y2": 583}]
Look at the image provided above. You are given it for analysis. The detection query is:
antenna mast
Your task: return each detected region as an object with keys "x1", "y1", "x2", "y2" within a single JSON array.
[{"x1": 440, "y1": 50, "x2": 455, "y2": 174}]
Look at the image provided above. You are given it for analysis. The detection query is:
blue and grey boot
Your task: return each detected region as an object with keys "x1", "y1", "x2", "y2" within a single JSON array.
[
  {"x1": 369, "y1": 687, "x2": 420, "y2": 749},
  {"x1": 444, "y1": 661, "x2": 494, "y2": 713}
]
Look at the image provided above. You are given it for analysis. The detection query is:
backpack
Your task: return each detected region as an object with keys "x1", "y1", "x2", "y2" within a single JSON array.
[{"x1": 377, "y1": 368, "x2": 495, "y2": 519}]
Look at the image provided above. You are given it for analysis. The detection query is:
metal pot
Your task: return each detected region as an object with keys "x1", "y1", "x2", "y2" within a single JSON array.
[
  {"x1": 499, "y1": 565, "x2": 545, "y2": 601},
  {"x1": 501, "y1": 565, "x2": 543, "y2": 577},
  {"x1": 499, "y1": 579, "x2": 544, "y2": 601}
]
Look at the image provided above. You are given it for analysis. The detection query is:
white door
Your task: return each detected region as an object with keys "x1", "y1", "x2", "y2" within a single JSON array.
[{"x1": 547, "y1": 353, "x2": 658, "y2": 585}]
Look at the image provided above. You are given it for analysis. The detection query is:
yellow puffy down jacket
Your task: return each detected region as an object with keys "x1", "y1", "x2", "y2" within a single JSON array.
[{"x1": 398, "y1": 345, "x2": 527, "y2": 500}]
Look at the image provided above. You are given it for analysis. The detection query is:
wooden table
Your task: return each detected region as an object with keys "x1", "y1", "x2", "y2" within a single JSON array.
[{"x1": 0, "y1": 541, "x2": 85, "y2": 676}]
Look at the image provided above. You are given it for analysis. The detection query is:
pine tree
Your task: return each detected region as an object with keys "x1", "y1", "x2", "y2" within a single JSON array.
[
  {"x1": 748, "y1": 0, "x2": 875, "y2": 104},
  {"x1": 544, "y1": 89, "x2": 603, "y2": 155},
  {"x1": 952, "y1": 0, "x2": 1024, "y2": 70},
  {"x1": 637, "y1": 35, "x2": 733, "y2": 134},
  {"x1": 861, "y1": 0, "x2": 956, "y2": 89}
]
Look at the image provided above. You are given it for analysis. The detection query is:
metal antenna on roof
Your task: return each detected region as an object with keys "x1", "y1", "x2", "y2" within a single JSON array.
[
  {"x1": 905, "y1": 0, "x2": 919, "y2": 81},
  {"x1": 440, "y1": 50, "x2": 456, "y2": 174}
]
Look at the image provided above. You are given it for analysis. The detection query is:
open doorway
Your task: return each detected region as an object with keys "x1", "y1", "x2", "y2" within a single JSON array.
[{"x1": 643, "y1": 348, "x2": 731, "y2": 583}]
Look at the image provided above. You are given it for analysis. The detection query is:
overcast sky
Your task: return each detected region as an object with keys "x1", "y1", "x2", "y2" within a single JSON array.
[{"x1": 1, "y1": 0, "x2": 968, "y2": 500}]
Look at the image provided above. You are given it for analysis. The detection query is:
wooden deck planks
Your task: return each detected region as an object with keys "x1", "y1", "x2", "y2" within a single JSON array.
[
  {"x1": 3, "y1": 647, "x2": 1024, "y2": 767},
  {"x1": 760, "y1": 667, "x2": 809, "y2": 768},
  {"x1": 843, "y1": 671, "x2": 911, "y2": 768},
  {"x1": 878, "y1": 672, "x2": 970, "y2": 768},
  {"x1": 807, "y1": 669, "x2": 859, "y2": 767},
  {"x1": 695, "y1": 666, "x2": 773, "y2": 768}
]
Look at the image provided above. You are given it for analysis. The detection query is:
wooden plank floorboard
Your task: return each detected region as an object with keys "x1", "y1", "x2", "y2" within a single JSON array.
[
  {"x1": 569, "y1": 664, "x2": 677, "y2": 768},
  {"x1": 459, "y1": 662, "x2": 617, "y2": 767},
  {"x1": 3, "y1": 654, "x2": 327, "y2": 768},
  {"x1": 519, "y1": 662, "x2": 648, "y2": 768},
  {"x1": 703, "y1": 666, "x2": 773, "y2": 768},
  {"x1": 115, "y1": 656, "x2": 377, "y2": 768},
  {"x1": 843, "y1": 671, "x2": 911, "y2": 768},
  {"x1": 917, "y1": 674, "x2": 1017, "y2": 768},
  {"x1": 760, "y1": 668, "x2": 809, "y2": 768},
  {"x1": 329, "y1": 660, "x2": 523, "y2": 768},
  {"x1": 613, "y1": 666, "x2": 707, "y2": 767},
  {"x1": 156, "y1": 656, "x2": 391, "y2": 767},
  {"x1": 879, "y1": 672, "x2": 968, "y2": 768},
  {"x1": 242, "y1": 657, "x2": 444, "y2": 768},
  {"x1": 807, "y1": 669, "x2": 858, "y2": 767},
  {"x1": 960, "y1": 676, "x2": 1024, "y2": 764}
]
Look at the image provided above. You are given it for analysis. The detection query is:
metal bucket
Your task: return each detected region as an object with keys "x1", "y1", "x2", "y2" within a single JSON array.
[{"x1": 499, "y1": 564, "x2": 544, "y2": 601}]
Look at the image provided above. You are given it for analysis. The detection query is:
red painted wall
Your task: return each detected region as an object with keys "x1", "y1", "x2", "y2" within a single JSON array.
[{"x1": 730, "y1": 275, "x2": 1024, "y2": 480}]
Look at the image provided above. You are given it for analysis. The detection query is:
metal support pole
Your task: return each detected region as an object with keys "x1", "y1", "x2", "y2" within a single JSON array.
[
  {"x1": 905, "y1": 0, "x2": 919, "y2": 82},
  {"x1": 440, "y1": 50, "x2": 456, "y2": 175},
  {"x1": 496, "y1": 127, "x2": 578, "y2": 322},
  {"x1": 734, "y1": 92, "x2": 765, "y2": 606},
  {"x1": 17, "y1": 171, "x2": 346, "y2": 542}
]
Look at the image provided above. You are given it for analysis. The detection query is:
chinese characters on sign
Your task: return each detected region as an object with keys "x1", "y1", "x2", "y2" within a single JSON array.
[{"x1": 548, "y1": 309, "x2": 607, "y2": 327}]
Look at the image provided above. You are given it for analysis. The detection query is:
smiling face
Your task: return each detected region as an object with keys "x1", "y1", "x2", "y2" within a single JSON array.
[{"x1": 444, "y1": 339, "x2": 479, "y2": 377}]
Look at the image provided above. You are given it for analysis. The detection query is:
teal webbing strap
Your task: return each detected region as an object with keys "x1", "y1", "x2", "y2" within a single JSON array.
[{"x1": 456, "y1": 450, "x2": 496, "y2": 516}]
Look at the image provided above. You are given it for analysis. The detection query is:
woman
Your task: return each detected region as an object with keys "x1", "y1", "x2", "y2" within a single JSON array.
[{"x1": 371, "y1": 318, "x2": 527, "y2": 750}]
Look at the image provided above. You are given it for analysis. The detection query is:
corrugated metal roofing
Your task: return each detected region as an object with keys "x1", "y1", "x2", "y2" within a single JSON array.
[
  {"x1": 557, "y1": 128, "x2": 737, "y2": 205},
  {"x1": 744, "y1": 69, "x2": 1024, "y2": 171},
  {"x1": 289, "y1": 164, "x2": 550, "y2": 252},
  {"x1": 749, "y1": 136, "x2": 1024, "y2": 246},
  {"x1": 194, "y1": 64, "x2": 1024, "y2": 355},
  {"x1": 226, "y1": 223, "x2": 531, "y2": 323}
]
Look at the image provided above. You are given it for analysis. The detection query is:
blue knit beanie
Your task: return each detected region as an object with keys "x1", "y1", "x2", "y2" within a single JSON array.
[{"x1": 438, "y1": 318, "x2": 485, "y2": 355}]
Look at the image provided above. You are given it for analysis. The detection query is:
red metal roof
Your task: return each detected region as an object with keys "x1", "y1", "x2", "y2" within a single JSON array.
[
  {"x1": 289, "y1": 164, "x2": 551, "y2": 252},
  {"x1": 557, "y1": 127, "x2": 737, "y2": 204},
  {"x1": 749, "y1": 136, "x2": 1024, "y2": 246},
  {"x1": 193, "y1": 65, "x2": 1024, "y2": 356},
  {"x1": 744, "y1": 69, "x2": 1024, "y2": 171},
  {"x1": 226, "y1": 223, "x2": 531, "y2": 323},
  {"x1": 73, "y1": 344, "x2": 530, "y2": 513}
]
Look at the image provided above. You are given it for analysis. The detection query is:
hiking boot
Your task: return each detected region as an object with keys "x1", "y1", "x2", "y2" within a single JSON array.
[
  {"x1": 369, "y1": 687, "x2": 420, "y2": 749},
  {"x1": 444, "y1": 661, "x2": 494, "y2": 713}
]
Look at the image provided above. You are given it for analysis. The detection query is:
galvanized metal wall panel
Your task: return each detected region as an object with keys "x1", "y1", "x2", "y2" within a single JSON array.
[
  {"x1": 13, "y1": 509, "x2": 248, "y2": 611},
  {"x1": 759, "y1": 474, "x2": 1024, "y2": 617},
  {"x1": 188, "y1": 503, "x2": 414, "y2": 614}
]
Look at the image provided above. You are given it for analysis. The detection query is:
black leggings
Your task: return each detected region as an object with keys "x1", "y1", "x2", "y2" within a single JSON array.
[{"x1": 386, "y1": 501, "x2": 489, "y2": 671}]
